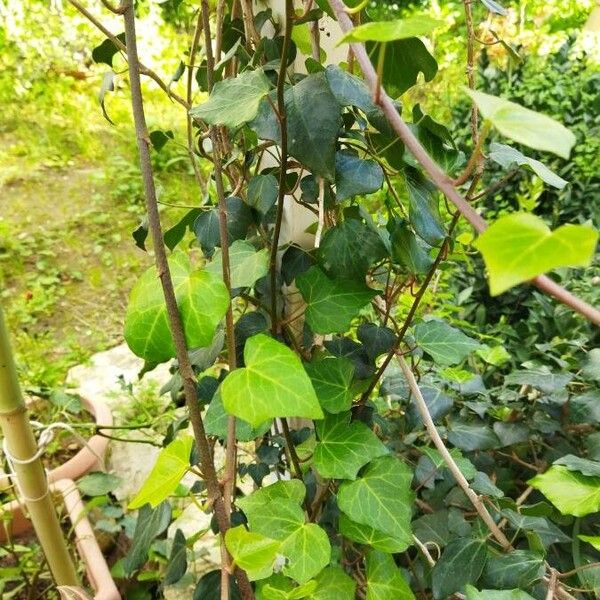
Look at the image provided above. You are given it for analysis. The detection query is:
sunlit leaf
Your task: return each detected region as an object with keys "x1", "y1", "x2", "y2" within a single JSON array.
[{"x1": 339, "y1": 16, "x2": 443, "y2": 43}]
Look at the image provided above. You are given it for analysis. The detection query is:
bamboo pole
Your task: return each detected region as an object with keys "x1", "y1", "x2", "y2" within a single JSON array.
[{"x1": 0, "y1": 305, "x2": 79, "y2": 585}]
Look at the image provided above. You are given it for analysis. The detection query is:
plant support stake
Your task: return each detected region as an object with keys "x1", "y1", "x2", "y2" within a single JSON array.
[{"x1": 0, "y1": 305, "x2": 79, "y2": 586}]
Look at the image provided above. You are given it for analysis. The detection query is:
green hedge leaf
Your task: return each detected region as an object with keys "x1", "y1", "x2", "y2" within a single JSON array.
[
  {"x1": 365, "y1": 550, "x2": 415, "y2": 600},
  {"x1": 206, "y1": 240, "x2": 269, "y2": 289},
  {"x1": 225, "y1": 526, "x2": 281, "y2": 581},
  {"x1": 334, "y1": 151, "x2": 384, "y2": 201},
  {"x1": 339, "y1": 16, "x2": 443, "y2": 43},
  {"x1": 304, "y1": 356, "x2": 355, "y2": 414},
  {"x1": 414, "y1": 320, "x2": 480, "y2": 365}
]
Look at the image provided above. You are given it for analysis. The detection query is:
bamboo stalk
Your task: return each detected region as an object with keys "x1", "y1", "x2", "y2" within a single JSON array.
[{"x1": 0, "y1": 305, "x2": 79, "y2": 585}]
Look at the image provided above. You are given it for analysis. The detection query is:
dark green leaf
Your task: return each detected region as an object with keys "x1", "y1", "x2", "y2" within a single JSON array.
[
  {"x1": 149, "y1": 129, "x2": 174, "y2": 152},
  {"x1": 77, "y1": 472, "x2": 121, "y2": 497},
  {"x1": 554, "y1": 454, "x2": 600, "y2": 477},
  {"x1": 500, "y1": 509, "x2": 571, "y2": 546},
  {"x1": 194, "y1": 570, "x2": 241, "y2": 600},
  {"x1": 481, "y1": 550, "x2": 544, "y2": 589},
  {"x1": 335, "y1": 151, "x2": 384, "y2": 201},
  {"x1": 404, "y1": 169, "x2": 445, "y2": 246},
  {"x1": 92, "y1": 33, "x2": 125, "y2": 67},
  {"x1": 304, "y1": 356, "x2": 355, "y2": 414},
  {"x1": 324, "y1": 65, "x2": 377, "y2": 114},
  {"x1": 414, "y1": 320, "x2": 480, "y2": 365},
  {"x1": 165, "y1": 529, "x2": 187, "y2": 585},
  {"x1": 504, "y1": 368, "x2": 572, "y2": 394},
  {"x1": 431, "y1": 537, "x2": 488, "y2": 599},
  {"x1": 248, "y1": 174, "x2": 279, "y2": 215},
  {"x1": 447, "y1": 421, "x2": 500, "y2": 451},
  {"x1": 296, "y1": 266, "x2": 378, "y2": 334},
  {"x1": 164, "y1": 208, "x2": 201, "y2": 251},
  {"x1": 390, "y1": 221, "x2": 433, "y2": 274},
  {"x1": 357, "y1": 324, "x2": 395, "y2": 363}
]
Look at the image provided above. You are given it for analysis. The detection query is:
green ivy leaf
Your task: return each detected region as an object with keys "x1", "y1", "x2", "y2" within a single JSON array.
[
  {"x1": 338, "y1": 456, "x2": 414, "y2": 550},
  {"x1": 405, "y1": 170, "x2": 446, "y2": 246},
  {"x1": 238, "y1": 480, "x2": 307, "y2": 516},
  {"x1": 447, "y1": 421, "x2": 500, "y2": 451},
  {"x1": 365, "y1": 550, "x2": 415, "y2": 600},
  {"x1": 124, "y1": 253, "x2": 229, "y2": 363},
  {"x1": 390, "y1": 221, "x2": 434, "y2": 274},
  {"x1": 339, "y1": 513, "x2": 408, "y2": 553},
  {"x1": 312, "y1": 567, "x2": 356, "y2": 599},
  {"x1": 481, "y1": 550, "x2": 544, "y2": 589},
  {"x1": 488, "y1": 143, "x2": 568, "y2": 189},
  {"x1": 414, "y1": 320, "x2": 480, "y2": 365},
  {"x1": 204, "y1": 389, "x2": 272, "y2": 442},
  {"x1": 475, "y1": 212, "x2": 598, "y2": 295},
  {"x1": 225, "y1": 525, "x2": 281, "y2": 581},
  {"x1": 77, "y1": 472, "x2": 121, "y2": 497},
  {"x1": 324, "y1": 65, "x2": 377, "y2": 115},
  {"x1": 466, "y1": 587, "x2": 536, "y2": 600},
  {"x1": 431, "y1": 537, "x2": 488, "y2": 599},
  {"x1": 287, "y1": 73, "x2": 342, "y2": 181},
  {"x1": 339, "y1": 16, "x2": 443, "y2": 43},
  {"x1": 529, "y1": 465, "x2": 600, "y2": 517},
  {"x1": 129, "y1": 435, "x2": 193, "y2": 509},
  {"x1": 335, "y1": 151, "x2": 384, "y2": 201},
  {"x1": 248, "y1": 174, "x2": 279, "y2": 215},
  {"x1": 314, "y1": 412, "x2": 388, "y2": 480},
  {"x1": 221, "y1": 334, "x2": 322, "y2": 426},
  {"x1": 465, "y1": 89, "x2": 576, "y2": 158},
  {"x1": 165, "y1": 529, "x2": 188, "y2": 585},
  {"x1": 190, "y1": 69, "x2": 271, "y2": 128},
  {"x1": 297, "y1": 267, "x2": 378, "y2": 334},
  {"x1": 554, "y1": 454, "x2": 600, "y2": 477},
  {"x1": 304, "y1": 356, "x2": 355, "y2": 414},
  {"x1": 319, "y1": 220, "x2": 388, "y2": 281},
  {"x1": 206, "y1": 240, "x2": 269, "y2": 289},
  {"x1": 578, "y1": 535, "x2": 600, "y2": 551},
  {"x1": 280, "y1": 523, "x2": 331, "y2": 584}
]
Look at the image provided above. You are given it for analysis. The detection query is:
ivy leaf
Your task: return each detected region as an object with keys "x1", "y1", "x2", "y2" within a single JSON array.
[
  {"x1": 248, "y1": 174, "x2": 279, "y2": 215},
  {"x1": 324, "y1": 65, "x2": 377, "y2": 115},
  {"x1": 297, "y1": 267, "x2": 378, "y2": 334},
  {"x1": 194, "y1": 570, "x2": 241, "y2": 600},
  {"x1": 225, "y1": 526, "x2": 281, "y2": 581},
  {"x1": 123, "y1": 502, "x2": 172, "y2": 576},
  {"x1": 488, "y1": 143, "x2": 567, "y2": 189},
  {"x1": 529, "y1": 465, "x2": 600, "y2": 517},
  {"x1": 339, "y1": 513, "x2": 408, "y2": 553},
  {"x1": 481, "y1": 550, "x2": 544, "y2": 589},
  {"x1": 475, "y1": 212, "x2": 597, "y2": 295},
  {"x1": 578, "y1": 535, "x2": 600, "y2": 551},
  {"x1": 414, "y1": 320, "x2": 480, "y2": 365},
  {"x1": 504, "y1": 367, "x2": 572, "y2": 394},
  {"x1": 390, "y1": 221, "x2": 433, "y2": 274},
  {"x1": 339, "y1": 16, "x2": 443, "y2": 43},
  {"x1": 92, "y1": 33, "x2": 125, "y2": 67},
  {"x1": 204, "y1": 390, "x2": 272, "y2": 442},
  {"x1": 221, "y1": 334, "x2": 322, "y2": 426},
  {"x1": 500, "y1": 509, "x2": 571, "y2": 546},
  {"x1": 404, "y1": 169, "x2": 446, "y2": 246},
  {"x1": 124, "y1": 253, "x2": 229, "y2": 363},
  {"x1": 238, "y1": 480, "x2": 306, "y2": 516},
  {"x1": 554, "y1": 454, "x2": 600, "y2": 477},
  {"x1": 280, "y1": 523, "x2": 331, "y2": 584},
  {"x1": 447, "y1": 421, "x2": 500, "y2": 451},
  {"x1": 128, "y1": 435, "x2": 193, "y2": 509},
  {"x1": 314, "y1": 412, "x2": 388, "y2": 480},
  {"x1": 312, "y1": 567, "x2": 356, "y2": 599},
  {"x1": 335, "y1": 151, "x2": 384, "y2": 201},
  {"x1": 368, "y1": 38, "x2": 437, "y2": 97},
  {"x1": 165, "y1": 529, "x2": 188, "y2": 585},
  {"x1": 319, "y1": 220, "x2": 388, "y2": 280},
  {"x1": 77, "y1": 472, "x2": 121, "y2": 497},
  {"x1": 338, "y1": 456, "x2": 414, "y2": 550},
  {"x1": 190, "y1": 69, "x2": 271, "y2": 128},
  {"x1": 304, "y1": 356, "x2": 356, "y2": 414},
  {"x1": 465, "y1": 89, "x2": 576, "y2": 158},
  {"x1": 286, "y1": 73, "x2": 342, "y2": 181},
  {"x1": 365, "y1": 550, "x2": 415, "y2": 600},
  {"x1": 357, "y1": 324, "x2": 395, "y2": 362},
  {"x1": 206, "y1": 240, "x2": 269, "y2": 289},
  {"x1": 431, "y1": 537, "x2": 488, "y2": 599},
  {"x1": 466, "y1": 587, "x2": 536, "y2": 600}
]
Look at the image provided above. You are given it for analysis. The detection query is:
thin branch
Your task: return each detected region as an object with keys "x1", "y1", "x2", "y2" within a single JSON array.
[
  {"x1": 67, "y1": 0, "x2": 188, "y2": 109},
  {"x1": 463, "y1": 0, "x2": 479, "y2": 144},
  {"x1": 397, "y1": 354, "x2": 513, "y2": 550},
  {"x1": 100, "y1": 0, "x2": 126, "y2": 14},
  {"x1": 328, "y1": 0, "x2": 600, "y2": 327},
  {"x1": 269, "y1": 0, "x2": 294, "y2": 335},
  {"x1": 121, "y1": 4, "x2": 252, "y2": 599}
]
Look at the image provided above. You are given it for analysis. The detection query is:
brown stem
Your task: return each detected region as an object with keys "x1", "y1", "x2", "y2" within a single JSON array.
[
  {"x1": 122, "y1": 4, "x2": 253, "y2": 599},
  {"x1": 463, "y1": 0, "x2": 479, "y2": 144},
  {"x1": 100, "y1": 0, "x2": 126, "y2": 14},
  {"x1": 269, "y1": 0, "x2": 294, "y2": 335},
  {"x1": 280, "y1": 417, "x2": 303, "y2": 481},
  {"x1": 328, "y1": 0, "x2": 600, "y2": 327}
]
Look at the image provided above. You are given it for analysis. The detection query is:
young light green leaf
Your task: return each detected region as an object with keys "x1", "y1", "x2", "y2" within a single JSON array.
[
  {"x1": 339, "y1": 513, "x2": 409, "y2": 553},
  {"x1": 314, "y1": 412, "x2": 388, "y2": 480},
  {"x1": 221, "y1": 334, "x2": 322, "y2": 426},
  {"x1": 488, "y1": 143, "x2": 568, "y2": 189},
  {"x1": 529, "y1": 465, "x2": 600, "y2": 517},
  {"x1": 431, "y1": 537, "x2": 488, "y2": 599},
  {"x1": 237, "y1": 480, "x2": 306, "y2": 516},
  {"x1": 128, "y1": 435, "x2": 193, "y2": 509},
  {"x1": 124, "y1": 253, "x2": 229, "y2": 363},
  {"x1": 339, "y1": 16, "x2": 443, "y2": 43},
  {"x1": 578, "y1": 535, "x2": 600, "y2": 551},
  {"x1": 296, "y1": 266, "x2": 378, "y2": 334},
  {"x1": 280, "y1": 523, "x2": 331, "y2": 584},
  {"x1": 205, "y1": 240, "x2": 269, "y2": 289},
  {"x1": 466, "y1": 586, "x2": 536, "y2": 600},
  {"x1": 465, "y1": 89, "x2": 576, "y2": 158},
  {"x1": 304, "y1": 356, "x2": 356, "y2": 414},
  {"x1": 474, "y1": 212, "x2": 598, "y2": 295},
  {"x1": 337, "y1": 456, "x2": 414, "y2": 550},
  {"x1": 190, "y1": 69, "x2": 271, "y2": 128},
  {"x1": 225, "y1": 526, "x2": 281, "y2": 581},
  {"x1": 312, "y1": 567, "x2": 356, "y2": 599},
  {"x1": 414, "y1": 320, "x2": 480, "y2": 365},
  {"x1": 365, "y1": 550, "x2": 415, "y2": 600}
]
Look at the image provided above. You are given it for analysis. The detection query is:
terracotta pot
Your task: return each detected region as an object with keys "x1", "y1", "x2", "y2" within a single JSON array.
[
  {"x1": 48, "y1": 395, "x2": 113, "y2": 484},
  {"x1": 0, "y1": 479, "x2": 120, "y2": 600}
]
